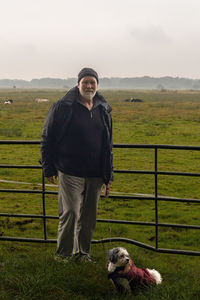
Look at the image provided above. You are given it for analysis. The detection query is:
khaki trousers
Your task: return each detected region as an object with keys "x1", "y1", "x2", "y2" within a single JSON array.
[{"x1": 55, "y1": 171, "x2": 103, "y2": 258}]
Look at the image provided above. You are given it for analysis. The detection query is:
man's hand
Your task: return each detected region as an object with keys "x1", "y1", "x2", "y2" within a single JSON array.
[
  {"x1": 104, "y1": 181, "x2": 112, "y2": 197},
  {"x1": 47, "y1": 176, "x2": 57, "y2": 184}
]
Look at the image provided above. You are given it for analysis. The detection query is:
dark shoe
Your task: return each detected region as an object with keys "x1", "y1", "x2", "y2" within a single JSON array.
[
  {"x1": 54, "y1": 255, "x2": 72, "y2": 264},
  {"x1": 79, "y1": 254, "x2": 96, "y2": 264}
]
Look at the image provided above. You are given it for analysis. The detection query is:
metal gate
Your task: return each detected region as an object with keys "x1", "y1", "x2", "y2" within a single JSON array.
[{"x1": 0, "y1": 141, "x2": 200, "y2": 256}]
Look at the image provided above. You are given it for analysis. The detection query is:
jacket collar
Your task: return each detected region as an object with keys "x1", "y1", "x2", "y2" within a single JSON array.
[{"x1": 60, "y1": 86, "x2": 112, "y2": 112}]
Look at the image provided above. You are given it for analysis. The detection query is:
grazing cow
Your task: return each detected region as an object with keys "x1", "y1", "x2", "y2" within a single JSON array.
[
  {"x1": 4, "y1": 99, "x2": 14, "y2": 104},
  {"x1": 123, "y1": 98, "x2": 144, "y2": 103},
  {"x1": 133, "y1": 98, "x2": 144, "y2": 103},
  {"x1": 35, "y1": 98, "x2": 49, "y2": 103},
  {"x1": 124, "y1": 98, "x2": 134, "y2": 102}
]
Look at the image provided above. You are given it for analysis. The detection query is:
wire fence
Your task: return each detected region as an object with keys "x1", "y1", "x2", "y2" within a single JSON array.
[{"x1": 0, "y1": 140, "x2": 200, "y2": 256}]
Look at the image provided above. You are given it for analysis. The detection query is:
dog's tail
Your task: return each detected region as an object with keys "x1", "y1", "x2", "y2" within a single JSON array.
[{"x1": 147, "y1": 269, "x2": 162, "y2": 285}]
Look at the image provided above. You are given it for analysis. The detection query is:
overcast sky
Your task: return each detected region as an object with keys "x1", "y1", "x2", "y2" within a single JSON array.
[{"x1": 1, "y1": 0, "x2": 200, "y2": 80}]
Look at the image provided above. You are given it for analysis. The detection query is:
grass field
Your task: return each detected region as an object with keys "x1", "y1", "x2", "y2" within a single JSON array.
[{"x1": 0, "y1": 88, "x2": 200, "y2": 299}]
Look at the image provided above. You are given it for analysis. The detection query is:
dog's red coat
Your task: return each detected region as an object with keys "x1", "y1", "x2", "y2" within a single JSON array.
[
  {"x1": 108, "y1": 259, "x2": 156, "y2": 290},
  {"x1": 124, "y1": 260, "x2": 156, "y2": 286}
]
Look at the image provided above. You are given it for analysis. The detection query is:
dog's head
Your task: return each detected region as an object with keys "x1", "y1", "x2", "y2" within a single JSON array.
[{"x1": 107, "y1": 247, "x2": 130, "y2": 273}]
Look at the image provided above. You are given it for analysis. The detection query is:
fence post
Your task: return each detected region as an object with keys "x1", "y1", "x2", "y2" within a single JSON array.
[
  {"x1": 155, "y1": 147, "x2": 158, "y2": 250},
  {"x1": 42, "y1": 170, "x2": 47, "y2": 240}
]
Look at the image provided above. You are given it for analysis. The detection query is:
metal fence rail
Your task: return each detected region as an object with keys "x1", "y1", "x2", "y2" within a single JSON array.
[{"x1": 0, "y1": 141, "x2": 200, "y2": 256}]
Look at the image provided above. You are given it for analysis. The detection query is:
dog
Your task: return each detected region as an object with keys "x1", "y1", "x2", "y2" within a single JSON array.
[{"x1": 107, "y1": 247, "x2": 162, "y2": 294}]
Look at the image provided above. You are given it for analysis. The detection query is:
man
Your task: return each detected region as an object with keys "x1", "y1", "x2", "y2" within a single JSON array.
[{"x1": 40, "y1": 68, "x2": 113, "y2": 262}]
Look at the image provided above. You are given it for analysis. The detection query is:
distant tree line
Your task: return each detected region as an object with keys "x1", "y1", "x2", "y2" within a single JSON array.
[{"x1": 1, "y1": 76, "x2": 200, "y2": 89}]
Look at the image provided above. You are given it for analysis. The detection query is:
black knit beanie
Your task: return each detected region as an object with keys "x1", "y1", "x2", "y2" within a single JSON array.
[{"x1": 78, "y1": 67, "x2": 99, "y2": 84}]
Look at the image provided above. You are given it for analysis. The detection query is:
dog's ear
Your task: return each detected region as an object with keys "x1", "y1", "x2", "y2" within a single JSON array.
[
  {"x1": 107, "y1": 247, "x2": 122, "y2": 264},
  {"x1": 107, "y1": 249, "x2": 114, "y2": 261},
  {"x1": 108, "y1": 262, "x2": 116, "y2": 273}
]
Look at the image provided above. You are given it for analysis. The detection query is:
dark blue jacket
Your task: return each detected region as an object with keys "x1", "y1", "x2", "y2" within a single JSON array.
[{"x1": 40, "y1": 86, "x2": 113, "y2": 185}]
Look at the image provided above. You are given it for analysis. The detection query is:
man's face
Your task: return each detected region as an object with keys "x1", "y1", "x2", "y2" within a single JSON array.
[{"x1": 78, "y1": 76, "x2": 98, "y2": 100}]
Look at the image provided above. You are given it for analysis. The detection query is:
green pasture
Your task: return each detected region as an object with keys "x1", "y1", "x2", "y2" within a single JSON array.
[{"x1": 0, "y1": 89, "x2": 200, "y2": 299}]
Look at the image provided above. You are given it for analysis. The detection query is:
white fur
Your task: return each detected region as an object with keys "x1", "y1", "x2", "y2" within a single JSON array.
[
  {"x1": 146, "y1": 268, "x2": 162, "y2": 285},
  {"x1": 108, "y1": 262, "x2": 116, "y2": 273},
  {"x1": 107, "y1": 247, "x2": 130, "y2": 273}
]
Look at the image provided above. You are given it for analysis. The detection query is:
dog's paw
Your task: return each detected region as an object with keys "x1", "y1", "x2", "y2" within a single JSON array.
[{"x1": 110, "y1": 278, "x2": 132, "y2": 294}]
